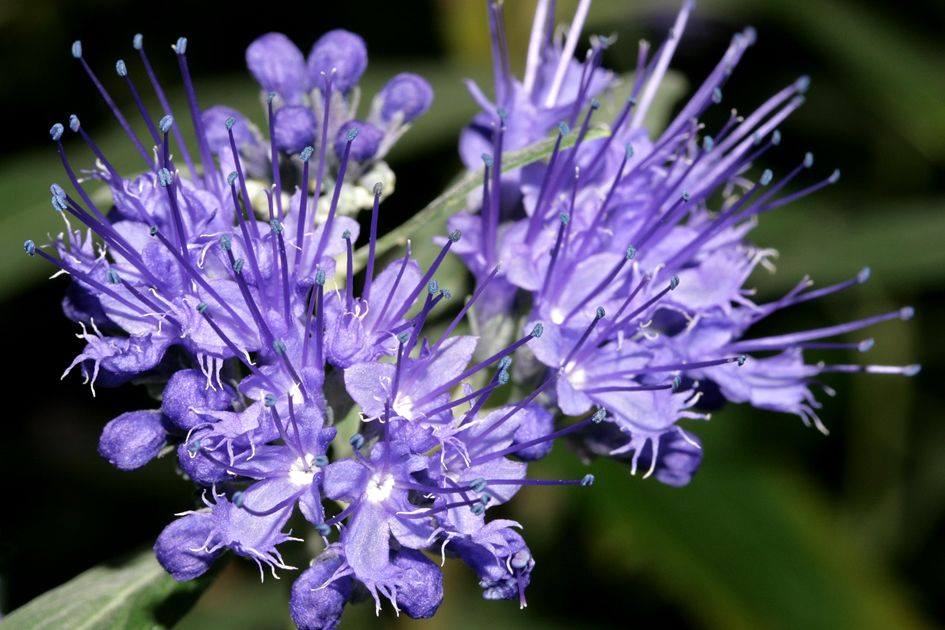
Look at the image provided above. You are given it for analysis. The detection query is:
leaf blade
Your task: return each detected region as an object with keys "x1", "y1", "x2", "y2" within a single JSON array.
[{"x1": 3, "y1": 550, "x2": 214, "y2": 630}]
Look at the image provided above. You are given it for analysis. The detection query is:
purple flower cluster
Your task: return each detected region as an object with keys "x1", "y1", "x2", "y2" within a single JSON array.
[
  {"x1": 448, "y1": 0, "x2": 919, "y2": 475},
  {"x1": 23, "y1": 2, "x2": 919, "y2": 629}
]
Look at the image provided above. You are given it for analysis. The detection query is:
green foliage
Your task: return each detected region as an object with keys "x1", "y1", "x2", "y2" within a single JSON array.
[{"x1": 2, "y1": 551, "x2": 217, "y2": 629}]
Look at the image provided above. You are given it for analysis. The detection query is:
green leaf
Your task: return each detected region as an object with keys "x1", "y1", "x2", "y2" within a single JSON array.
[
  {"x1": 2, "y1": 550, "x2": 215, "y2": 630},
  {"x1": 529, "y1": 441, "x2": 928, "y2": 629},
  {"x1": 351, "y1": 124, "x2": 611, "y2": 272},
  {"x1": 751, "y1": 197, "x2": 945, "y2": 294}
]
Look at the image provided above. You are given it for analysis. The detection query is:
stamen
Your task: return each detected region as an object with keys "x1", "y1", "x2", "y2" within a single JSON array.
[
  {"x1": 226, "y1": 119, "x2": 262, "y2": 240},
  {"x1": 525, "y1": 123, "x2": 568, "y2": 242},
  {"x1": 134, "y1": 34, "x2": 198, "y2": 180},
  {"x1": 312, "y1": 127, "x2": 357, "y2": 263},
  {"x1": 115, "y1": 58, "x2": 161, "y2": 143},
  {"x1": 470, "y1": 408, "x2": 607, "y2": 465},
  {"x1": 71, "y1": 40, "x2": 152, "y2": 165},
  {"x1": 362, "y1": 182, "x2": 383, "y2": 301},
  {"x1": 173, "y1": 37, "x2": 221, "y2": 194},
  {"x1": 292, "y1": 146, "x2": 315, "y2": 271},
  {"x1": 538, "y1": 213, "x2": 570, "y2": 300},
  {"x1": 729, "y1": 308, "x2": 914, "y2": 353}
]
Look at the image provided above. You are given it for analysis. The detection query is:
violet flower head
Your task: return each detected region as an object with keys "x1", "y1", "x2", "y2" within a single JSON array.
[
  {"x1": 24, "y1": 2, "x2": 919, "y2": 628},
  {"x1": 449, "y1": 0, "x2": 919, "y2": 479}
]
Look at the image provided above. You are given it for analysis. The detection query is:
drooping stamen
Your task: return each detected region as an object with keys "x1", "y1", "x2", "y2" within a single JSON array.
[
  {"x1": 115, "y1": 58, "x2": 161, "y2": 143},
  {"x1": 362, "y1": 182, "x2": 383, "y2": 301},
  {"x1": 293, "y1": 146, "x2": 315, "y2": 271},
  {"x1": 728, "y1": 307, "x2": 914, "y2": 353},
  {"x1": 312, "y1": 128, "x2": 358, "y2": 264},
  {"x1": 134, "y1": 34, "x2": 197, "y2": 180},
  {"x1": 470, "y1": 408, "x2": 607, "y2": 466},
  {"x1": 432, "y1": 265, "x2": 500, "y2": 351},
  {"x1": 173, "y1": 37, "x2": 220, "y2": 194},
  {"x1": 50, "y1": 125, "x2": 116, "y2": 228},
  {"x1": 545, "y1": 0, "x2": 592, "y2": 107},
  {"x1": 226, "y1": 118, "x2": 261, "y2": 240},
  {"x1": 322, "y1": 502, "x2": 358, "y2": 527},
  {"x1": 70, "y1": 41, "x2": 152, "y2": 165}
]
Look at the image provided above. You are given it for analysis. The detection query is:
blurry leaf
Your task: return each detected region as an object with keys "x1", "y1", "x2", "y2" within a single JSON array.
[
  {"x1": 542, "y1": 446, "x2": 927, "y2": 629},
  {"x1": 2, "y1": 550, "x2": 214, "y2": 629},
  {"x1": 752, "y1": 197, "x2": 945, "y2": 294},
  {"x1": 352, "y1": 124, "x2": 610, "y2": 272},
  {"x1": 586, "y1": 0, "x2": 945, "y2": 161}
]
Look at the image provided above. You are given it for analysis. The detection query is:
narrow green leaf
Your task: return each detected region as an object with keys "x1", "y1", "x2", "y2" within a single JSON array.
[
  {"x1": 351, "y1": 124, "x2": 611, "y2": 271},
  {"x1": 3, "y1": 550, "x2": 215, "y2": 630}
]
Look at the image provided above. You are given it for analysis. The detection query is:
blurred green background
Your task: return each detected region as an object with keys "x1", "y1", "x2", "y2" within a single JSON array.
[{"x1": 1, "y1": 0, "x2": 943, "y2": 628}]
